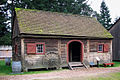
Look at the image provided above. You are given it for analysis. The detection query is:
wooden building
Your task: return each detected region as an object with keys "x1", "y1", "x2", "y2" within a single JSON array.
[
  {"x1": 12, "y1": 8, "x2": 113, "y2": 71},
  {"x1": 109, "y1": 18, "x2": 120, "y2": 61}
]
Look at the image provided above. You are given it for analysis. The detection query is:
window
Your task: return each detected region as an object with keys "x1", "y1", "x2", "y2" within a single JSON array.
[
  {"x1": 98, "y1": 43, "x2": 109, "y2": 53},
  {"x1": 36, "y1": 44, "x2": 44, "y2": 54},
  {"x1": 27, "y1": 43, "x2": 45, "y2": 55},
  {"x1": 98, "y1": 44, "x2": 103, "y2": 52}
]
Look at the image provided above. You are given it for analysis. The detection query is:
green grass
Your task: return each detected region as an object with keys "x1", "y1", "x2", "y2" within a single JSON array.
[
  {"x1": 0, "y1": 60, "x2": 12, "y2": 75},
  {"x1": 0, "y1": 60, "x2": 63, "y2": 76},
  {"x1": 113, "y1": 61, "x2": 120, "y2": 67},
  {"x1": 0, "y1": 60, "x2": 120, "y2": 76},
  {"x1": 19, "y1": 69, "x2": 61, "y2": 75},
  {"x1": 89, "y1": 72, "x2": 120, "y2": 80},
  {"x1": 99, "y1": 61, "x2": 120, "y2": 68}
]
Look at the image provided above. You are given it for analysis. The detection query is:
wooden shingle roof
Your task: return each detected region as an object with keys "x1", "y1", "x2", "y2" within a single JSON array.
[{"x1": 15, "y1": 8, "x2": 113, "y2": 38}]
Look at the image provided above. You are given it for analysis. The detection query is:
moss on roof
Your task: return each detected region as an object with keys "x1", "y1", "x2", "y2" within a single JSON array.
[
  {"x1": 15, "y1": 8, "x2": 113, "y2": 38},
  {"x1": 15, "y1": 8, "x2": 40, "y2": 12}
]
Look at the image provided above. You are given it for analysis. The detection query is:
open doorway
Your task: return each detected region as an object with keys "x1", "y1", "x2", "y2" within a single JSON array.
[{"x1": 68, "y1": 41, "x2": 82, "y2": 62}]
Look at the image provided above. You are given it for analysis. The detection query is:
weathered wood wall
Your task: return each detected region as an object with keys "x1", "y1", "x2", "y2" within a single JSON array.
[
  {"x1": 12, "y1": 37, "x2": 21, "y2": 61},
  {"x1": 12, "y1": 16, "x2": 21, "y2": 61},
  {"x1": 110, "y1": 20, "x2": 120, "y2": 60},
  {"x1": 88, "y1": 40, "x2": 112, "y2": 64},
  {"x1": 13, "y1": 37, "x2": 112, "y2": 70},
  {"x1": 21, "y1": 38, "x2": 88, "y2": 69},
  {"x1": 24, "y1": 38, "x2": 59, "y2": 69},
  {"x1": 12, "y1": 16, "x2": 20, "y2": 39}
]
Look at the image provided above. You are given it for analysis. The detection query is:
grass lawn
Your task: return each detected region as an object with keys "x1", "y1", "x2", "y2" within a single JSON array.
[
  {"x1": 0, "y1": 60, "x2": 62, "y2": 75},
  {"x1": 0, "y1": 60, "x2": 120, "y2": 76},
  {"x1": 113, "y1": 61, "x2": 120, "y2": 67},
  {"x1": 0, "y1": 60, "x2": 12, "y2": 75},
  {"x1": 89, "y1": 72, "x2": 120, "y2": 80},
  {"x1": 99, "y1": 61, "x2": 120, "y2": 67}
]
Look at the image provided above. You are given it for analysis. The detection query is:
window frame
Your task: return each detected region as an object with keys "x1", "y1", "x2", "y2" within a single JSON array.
[
  {"x1": 97, "y1": 43, "x2": 104, "y2": 53},
  {"x1": 35, "y1": 43, "x2": 45, "y2": 55}
]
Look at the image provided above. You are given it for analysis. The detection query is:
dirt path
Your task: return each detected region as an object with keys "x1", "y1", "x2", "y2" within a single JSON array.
[{"x1": 0, "y1": 67, "x2": 120, "y2": 80}]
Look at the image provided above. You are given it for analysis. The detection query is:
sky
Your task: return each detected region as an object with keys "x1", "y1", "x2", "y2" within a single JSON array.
[{"x1": 88, "y1": 0, "x2": 120, "y2": 22}]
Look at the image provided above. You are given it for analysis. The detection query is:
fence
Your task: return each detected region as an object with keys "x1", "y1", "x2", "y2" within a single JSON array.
[{"x1": 0, "y1": 45, "x2": 12, "y2": 58}]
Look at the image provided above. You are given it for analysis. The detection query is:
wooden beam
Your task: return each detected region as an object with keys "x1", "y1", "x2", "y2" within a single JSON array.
[
  {"x1": 110, "y1": 40, "x2": 113, "y2": 61},
  {"x1": 21, "y1": 38, "x2": 27, "y2": 72},
  {"x1": 58, "y1": 39, "x2": 62, "y2": 68},
  {"x1": 87, "y1": 40, "x2": 90, "y2": 61}
]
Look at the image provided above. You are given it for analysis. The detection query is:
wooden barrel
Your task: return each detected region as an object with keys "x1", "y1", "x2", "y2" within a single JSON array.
[{"x1": 12, "y1": 61, "x2": 22, "y2": 73}]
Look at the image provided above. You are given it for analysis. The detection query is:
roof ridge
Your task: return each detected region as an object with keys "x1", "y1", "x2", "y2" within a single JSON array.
[{"x1": 15, "y1": 8, "x2": 93, "y2": 19}]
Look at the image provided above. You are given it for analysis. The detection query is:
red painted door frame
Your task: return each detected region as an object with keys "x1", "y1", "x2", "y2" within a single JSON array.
[{"x1": 67, "y1": 40, "x2": 84, "y2": 63}]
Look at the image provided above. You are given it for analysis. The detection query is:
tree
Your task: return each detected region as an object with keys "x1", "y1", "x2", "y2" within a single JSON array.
[
  {"x1": 1, "y1": 0, "x2": 96, "y2": 45},
  {"x1": 11, "y1": 0, "x2": 94, "y2": 16},
  {"x1": 99, "y1": 0, "x2": 112, "y2": 30},
  {"x1": 0, "y1": 0, "x2": 11, "y2": 45}
]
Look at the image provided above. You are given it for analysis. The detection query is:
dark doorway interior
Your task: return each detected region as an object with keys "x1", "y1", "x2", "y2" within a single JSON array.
[{"x1": 69, "y1": 41, "x2": 81, "y2": 62}]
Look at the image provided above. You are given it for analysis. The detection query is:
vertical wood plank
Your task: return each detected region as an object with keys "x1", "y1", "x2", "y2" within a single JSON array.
[
  {"x1": 58, "y1": 39, "x2": 62, "y2": 65},
  {"x1": 110, "y1": 40, "x2": 112, "y2": 61},
  {"x1": 21, "y1": 38, "x2": 26, "y2": 71},
  {"x1": 87, "y1": 40, "x2": 89, "y2": 61}
]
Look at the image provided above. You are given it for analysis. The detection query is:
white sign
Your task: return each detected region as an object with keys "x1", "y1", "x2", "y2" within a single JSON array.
[{"x1": 96, "y1": 57, "x2": 100, "y2": 61}]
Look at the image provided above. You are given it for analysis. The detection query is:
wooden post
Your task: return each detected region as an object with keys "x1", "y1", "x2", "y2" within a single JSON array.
[
  {"x1": 21, "y1": 38, "x2": 27, "y2": 72},
  {"x1": 110, "y1": 40, "x2": 113, "y2": 62},
  {"x1": 87, "y1": 40, "x2": 90, "y2": 61},
  {"x1": 58, "y1": 39, "x2": 62, "y2": 69}
]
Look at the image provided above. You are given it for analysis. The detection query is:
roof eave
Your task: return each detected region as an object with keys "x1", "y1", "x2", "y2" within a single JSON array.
[{"x1": 18, "y1": 33, "x2": 113, "y2": 40}]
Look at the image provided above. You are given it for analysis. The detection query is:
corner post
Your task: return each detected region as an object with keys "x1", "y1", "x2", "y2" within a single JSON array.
[{"x1": 21, "y1": 38, "x2": 27, "y2": 72}]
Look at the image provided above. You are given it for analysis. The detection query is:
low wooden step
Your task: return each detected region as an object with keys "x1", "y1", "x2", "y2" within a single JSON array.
[
  {"x1": 69, "y1": 62, "x2": 83, "y2": 67},
  {"x1": 69, "y1": 62, "x2": 82, "y2": 64},
  {"x1": 68, "y1": 62, "x2": 87, "y2": 70}
]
